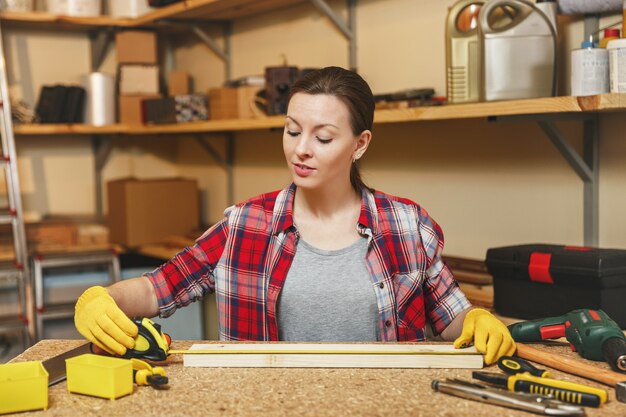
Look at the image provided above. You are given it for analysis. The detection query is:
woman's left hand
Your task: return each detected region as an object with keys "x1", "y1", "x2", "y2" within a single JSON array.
[{"x1": 453, "y1": 308, "x2": 516, "y2": 365}]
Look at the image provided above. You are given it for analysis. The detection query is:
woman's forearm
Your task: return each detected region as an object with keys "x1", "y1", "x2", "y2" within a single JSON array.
[
  {"x1": 440, "y1": 307, "x2": 471, "y2": 341},
  {"x1": 107, "y1": 276, "x2": 159, "y2": 318}
]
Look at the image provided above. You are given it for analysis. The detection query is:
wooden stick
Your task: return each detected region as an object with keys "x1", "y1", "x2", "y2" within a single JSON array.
[
  {"x1": 179, "y1": 343, "x2": 484, "y2": 369},
  {"x1": 516, "y1": 343, "x2": 626, "y2": 386}
]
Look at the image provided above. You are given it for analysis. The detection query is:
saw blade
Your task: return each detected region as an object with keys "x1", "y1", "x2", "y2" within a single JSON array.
[{"x1": 42, "y1": 343, "x2": 91, "y2": 386}]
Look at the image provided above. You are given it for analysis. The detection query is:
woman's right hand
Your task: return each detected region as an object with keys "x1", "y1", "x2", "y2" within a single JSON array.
[{"x1": 74, "y1": 286, "x2": 138, "y2": 355}]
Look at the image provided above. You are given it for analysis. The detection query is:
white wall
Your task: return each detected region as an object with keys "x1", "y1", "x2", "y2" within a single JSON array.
[{"x1": 5, "y1": 0, "x2": 626, "y2": 259}]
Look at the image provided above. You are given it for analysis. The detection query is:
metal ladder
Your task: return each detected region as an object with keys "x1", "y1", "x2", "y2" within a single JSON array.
[{"x1": 0, "y1": 21, "x2": 35, "y2": 347}]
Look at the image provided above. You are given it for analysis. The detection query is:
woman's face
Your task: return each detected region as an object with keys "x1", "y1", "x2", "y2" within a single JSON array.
[{"x1": 283, "y1": 93, "x2": 367, "y2": 192}]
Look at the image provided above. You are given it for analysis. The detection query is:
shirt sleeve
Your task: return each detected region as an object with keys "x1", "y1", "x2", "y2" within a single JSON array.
[
  {"x1": 145, "y1": 216, "x2": 230, "y2": 318},
  {"x1": 417, "y1": 207, "x2": 472, "y2": 335}
]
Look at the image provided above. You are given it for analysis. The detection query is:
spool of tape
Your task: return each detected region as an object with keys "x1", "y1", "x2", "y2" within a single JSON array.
[{"x1": 82, "y1": 72, "x2": 115, "y2": 126}]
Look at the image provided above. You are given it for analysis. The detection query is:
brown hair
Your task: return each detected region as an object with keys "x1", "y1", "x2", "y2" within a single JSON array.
[{"x1": 288, "y1": 66, "x2": 375, "y2": 192}]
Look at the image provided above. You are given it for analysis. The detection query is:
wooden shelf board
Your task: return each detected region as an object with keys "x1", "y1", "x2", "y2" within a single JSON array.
[
  {"x1": 1, "y1": 0, "x2": 309, "y2": 30},
  {"x1": 123, "y1": 116, "x2": 285, "y2": 134},
  {"x1": 134, "y1": 0, "x2": 308, "y2": 25},
  {"x1": 374, "y1": 93, "x2": 626, "y2": 124},
  {"x1": 14, "y1": 124, "x2": 128, "y2": 135},
  {"x1": 0, "y1": 11, "x2": 135, "y2": 30},
  {"x1": 13, "y1": 94, "x2": 626, "y2": 136}
]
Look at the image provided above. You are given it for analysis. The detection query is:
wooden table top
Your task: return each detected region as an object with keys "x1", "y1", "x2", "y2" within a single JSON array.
[{"x1": 8, "y1": 339, "x2": 626, "y2": 417}]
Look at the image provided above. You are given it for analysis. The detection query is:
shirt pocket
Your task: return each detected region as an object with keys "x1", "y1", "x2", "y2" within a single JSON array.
[{"x1": 393, "y1": 272, "x2": 427, "y2": 334}]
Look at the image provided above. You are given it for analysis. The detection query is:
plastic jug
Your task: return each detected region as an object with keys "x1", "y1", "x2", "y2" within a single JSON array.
[
  {"x1": 478, "y1": 0, "x2": 557, "y2": 101},
  {"x1": 446, "y1": 0, "x2": 486, "y2": 103}
]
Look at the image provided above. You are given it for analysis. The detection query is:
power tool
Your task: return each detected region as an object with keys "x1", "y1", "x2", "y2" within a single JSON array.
[{"x1": 508, "y1": 309, "x2": 626, "y2": 373}]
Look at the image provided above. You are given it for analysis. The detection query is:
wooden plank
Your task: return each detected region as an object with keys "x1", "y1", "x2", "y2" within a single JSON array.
[
  {"x1": 135, "y1": 0, "x2": 307, "y2": 23},
  {"x1": 0, "y1": 11, "x2": 135, "y2": 30},
  {"x1": 14, "y1": 124, "x2": 128, "y2": 135},
  {"x1": 443, "y1": 255, "x2": 492, "y2": 285},
  {"x1": 12, "y1": 94, "x2": 626, "y2": 137},
  {"x1": 374, "y1": 94, "x2": 626, "y2": 124},
  {"x1": 181, "y1": 343, "x2": 483, "y2": 368}
]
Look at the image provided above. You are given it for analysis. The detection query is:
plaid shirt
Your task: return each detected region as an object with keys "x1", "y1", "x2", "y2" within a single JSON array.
[{"x1": 146, "y1": 184, "x2": 470, "y2": 341}]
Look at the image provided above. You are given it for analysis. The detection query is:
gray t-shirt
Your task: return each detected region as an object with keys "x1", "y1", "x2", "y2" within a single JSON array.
[{"x1": 277, "y1": 237, "x2": 380, "y2": 341}]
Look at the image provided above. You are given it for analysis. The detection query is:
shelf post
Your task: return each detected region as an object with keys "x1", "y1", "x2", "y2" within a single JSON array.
[
  {"x1": 583, "y1": 116, "x2": 599, "y2": 246},
  {"x1": 92, "y1": 135, "x2": 113, "y2": 220}
]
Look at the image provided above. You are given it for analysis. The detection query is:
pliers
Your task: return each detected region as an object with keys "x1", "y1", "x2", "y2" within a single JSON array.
[{"x1": 432, "y1": 378, "x2": 586, "y2": 416}]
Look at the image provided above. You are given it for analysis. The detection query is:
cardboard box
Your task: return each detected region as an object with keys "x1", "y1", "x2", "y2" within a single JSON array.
[
  {"x1": 107, "y1": 178, "x2": 199, "y2": 247},
  {"x1": 116, "y1": 30, "x2": 157, "y2": 64},
  {"x1": 143, "y1": 94, "x2": 208, "y2": 124},
  {"x1": 168, "y1": 71, "x2": 190, "y2": 95},
  {"x1": 119, "y1": 65, "x2": 160, "y2": 95},
  {"x1": 118, "y1": 94, "x2": 161, "y2": 124},
  {"x1": 208, "y1": 86, "x2": 262, "y2": 120},
  {"x1": 26, "y1": 222, "x2": 78, "y2": 248}
]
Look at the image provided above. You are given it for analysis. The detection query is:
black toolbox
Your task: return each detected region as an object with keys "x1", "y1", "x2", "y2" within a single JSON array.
[{"x1": 485, "y1": 244, "x2": 626, "y2": 328}]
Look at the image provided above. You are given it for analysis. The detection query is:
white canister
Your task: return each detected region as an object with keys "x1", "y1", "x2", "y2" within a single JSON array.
[
  {"x1": 47, "y1": 0, "x2": 101, "y2": 16},
  {"x1": 607, "y1": 38, "x2": 626, "y2": 92},
  {"x1": 82, "y1": 72, "x2": 115, "y2": 126},
  {"x1": 570, "y1": 41, "x2": 609, "y2": 96},
  {"x1": 0, "y1": 0, "x2": 33, "y2": 11},
  {"x1": 108, "y1": 0, "x2": 154, "y2": 17}
]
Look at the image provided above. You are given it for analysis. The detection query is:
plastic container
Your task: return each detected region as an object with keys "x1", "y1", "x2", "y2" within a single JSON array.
[
  {"x1": 445, "y1": 0, "x2": 486, "y2": 103},
  {"x1": 66, "y1": 354, "x2": 133, "y2": 400},
  {"x1": 570, "y1": 40, "x2": 609, "y2": 96},
  {"x1": 108, "y1": 0, "x2": 154, "y2": 17},
  {"x1": 0, "y1": 361, "x2": 49, "y2": 414},
  {"x1": 0, "y1": 0, "x2": 33, "y2": 11},
  {"x1": 47, "y1": 0, "x2": 101, "y2": 16},
  {"x1": 599, "y1": 28, "x2": 620, "y2": 49},
  {"x1": 607, "y1": 38, "x2": 626, "y2": 93},
  {"x1": 478, "y1": 0, "x2": 557, "y2": 101}
]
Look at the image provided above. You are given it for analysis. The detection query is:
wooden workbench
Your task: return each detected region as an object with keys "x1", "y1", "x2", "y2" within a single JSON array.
[{"x1": 9, "y1": 340, "x2": 626, "y2": 416}]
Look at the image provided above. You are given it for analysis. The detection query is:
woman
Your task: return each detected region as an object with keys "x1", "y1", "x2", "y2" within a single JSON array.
[{"x1": 75, "y1": 67, "x2": 514, "y2": 364}]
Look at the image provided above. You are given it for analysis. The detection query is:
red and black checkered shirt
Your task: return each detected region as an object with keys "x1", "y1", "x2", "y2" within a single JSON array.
[{"x1": 146, "y1": 183, "x2": 470, "y2": 341}]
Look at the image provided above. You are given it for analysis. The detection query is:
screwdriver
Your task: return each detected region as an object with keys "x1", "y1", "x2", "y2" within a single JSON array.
[{"x1": 472, "y1": 371, "x2": 607, "y2": 407}]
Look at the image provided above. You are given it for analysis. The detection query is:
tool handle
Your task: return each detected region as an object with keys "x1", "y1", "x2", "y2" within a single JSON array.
[
  {"x1": 508, "y1": 316, "x2": 567, "y2": 342},
  {"x1": 498, "y1": 356, "x2": 550, "y2": 377},
  {"x1": 512, "y1": 373, "x2": 607, "y2": 406},
  {"x1": 516, "y1": 343, "x2": 626, "y2": 387},
  {"x1": 513, "y1": 380, "x2": 601, "y2": 407}
]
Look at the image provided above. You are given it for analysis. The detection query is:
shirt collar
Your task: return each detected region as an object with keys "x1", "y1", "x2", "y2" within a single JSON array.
[
  {"x1": 271, "y1": 183, "x2": 297, "y2": 235},
  {"x1": 272, "y1": 183, "x2": 378, "y2": 236},
  {"x1": 358, "y1": 187, "x2": 378, "y2": 237}
]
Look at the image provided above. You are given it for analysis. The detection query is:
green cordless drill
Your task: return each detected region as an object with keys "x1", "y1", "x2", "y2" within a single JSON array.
[{"x1": 508, "y1": 309, "x2": 626, "y2": 373}]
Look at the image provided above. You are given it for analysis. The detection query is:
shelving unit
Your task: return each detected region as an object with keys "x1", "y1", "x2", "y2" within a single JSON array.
[{"x1": 1, "y1": 2, "x2": 624, "y2": 249}]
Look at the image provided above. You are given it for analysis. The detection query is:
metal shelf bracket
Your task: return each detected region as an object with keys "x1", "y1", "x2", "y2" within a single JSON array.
[
  {"x1": 195, "y1": 133, "x2": 236, "y2": 206},
  {"x1": 88, "y1": 28, "x2": 115, "y2": 71},
  {"x1": 493, "y1": 114, "x2": 599, "y2": 246},
  {"x1": 191, "y1": 22, "x2": 233, "y2": 81},
  {"x1": 309, "y1": 0, "x2": 357, "y2": 70}
]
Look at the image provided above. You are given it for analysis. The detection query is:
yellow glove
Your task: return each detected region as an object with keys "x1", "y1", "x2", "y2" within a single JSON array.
[
  {"x1": 74, "y1": 286, "x2": 138, "y2": 356},
  {"x1": 453, "y1": 308, "x2": 516, "y2": 365}
]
